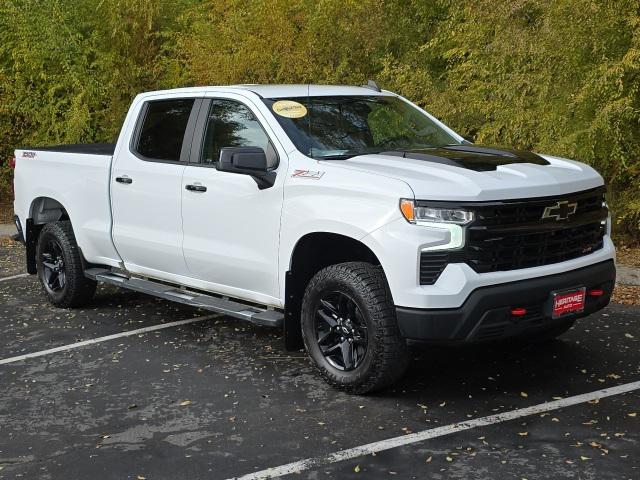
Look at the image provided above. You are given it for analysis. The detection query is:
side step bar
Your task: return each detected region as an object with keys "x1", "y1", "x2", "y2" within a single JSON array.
[{"x1": 84, "y1": 268, "x2": 284, "y2": 328}]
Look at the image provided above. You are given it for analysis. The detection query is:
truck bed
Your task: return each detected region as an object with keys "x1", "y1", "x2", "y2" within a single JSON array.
[
  {"x1": 13, "y1": 144, "x2": 120, "y2": 268},
  {"x1": 24, "y1": 143, "x2": 116, "y2": 156}
]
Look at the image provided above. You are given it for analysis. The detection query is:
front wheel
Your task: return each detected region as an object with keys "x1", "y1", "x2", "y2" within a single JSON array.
[
  {"x1": 36, "y1": 221, "x2": 96, "y2": 308},
  {"x1": 301, "y1": 262, "x2": 409, "y2": 394}
]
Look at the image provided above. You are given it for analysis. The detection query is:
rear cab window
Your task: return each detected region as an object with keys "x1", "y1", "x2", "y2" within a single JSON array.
[{"x1": 133, "y1": 98, "x2": 196, "y2": 162}]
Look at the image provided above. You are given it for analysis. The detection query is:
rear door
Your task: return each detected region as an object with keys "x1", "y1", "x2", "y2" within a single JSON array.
[
  {"x1": 181, "y1": 94, "x2": 285, "y2": 304},
  {"x1": 111, "y1": 95, "x2": 202, "y2": 277}
]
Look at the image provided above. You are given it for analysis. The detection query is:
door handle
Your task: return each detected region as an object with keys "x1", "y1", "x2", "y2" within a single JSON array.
[
  {"x1": 115, "y1": 176, "x2": 133, "y2": 184},
  {"x1": 185, "y1": 184, "x2": 207, "y2": 192}
]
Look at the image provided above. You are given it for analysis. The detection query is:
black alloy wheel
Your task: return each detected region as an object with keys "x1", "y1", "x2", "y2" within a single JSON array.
[
  {"x1": 36, "y1": 221, "x2": 97, "y2": 308},
  {"x1": 314, "y1": 292, "x2": 368, "y2": 371},
  {"x1": 301, "y1": 262, "x2": 410, "y2": 394},
  {"x1": 40, "y1": 238, "x2": 67, "y2": 294}
]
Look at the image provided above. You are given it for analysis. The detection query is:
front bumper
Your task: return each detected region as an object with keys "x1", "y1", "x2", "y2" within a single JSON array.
[{"x1": 396, "y1": 260, "x2": 615, "y2": 343}]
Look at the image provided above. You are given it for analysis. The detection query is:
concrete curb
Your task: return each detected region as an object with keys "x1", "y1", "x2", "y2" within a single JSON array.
[
  {"x1": 1, "y1": 222, "x2": 639, "y2": 286},
  {"x1": 617, "y1": 265, "x2": 640, "y2": 286},
  {"x1": 0, "y1": 223, "x2": 16, "y2": 238}
]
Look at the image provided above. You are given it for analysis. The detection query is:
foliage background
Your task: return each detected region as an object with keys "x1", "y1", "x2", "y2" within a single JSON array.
[{"x1": 0, "y1": 0, "x2": 638, "y2": 238}]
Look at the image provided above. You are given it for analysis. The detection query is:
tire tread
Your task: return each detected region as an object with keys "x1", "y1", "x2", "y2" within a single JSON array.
[
  {"x1": 37, "y1": 221, "x2": 96, "y2": 308},
  {"x1": 301, "y1": 262, "x2": 409, "y2": 394}
]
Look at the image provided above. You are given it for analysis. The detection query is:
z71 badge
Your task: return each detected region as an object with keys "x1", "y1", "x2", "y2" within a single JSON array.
[{"x1": 292, "y1": 169, "x2": 325, "y2": 180}]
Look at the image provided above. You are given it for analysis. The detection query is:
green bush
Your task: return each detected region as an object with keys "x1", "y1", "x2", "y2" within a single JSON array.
[{"x1": 0, "y1": 0, "x2": 638, "y2": 239}]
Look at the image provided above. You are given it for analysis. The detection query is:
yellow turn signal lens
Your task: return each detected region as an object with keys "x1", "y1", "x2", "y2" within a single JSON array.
[{"x1": 399, "y1": 199, "x2": 415, "y2": 223}]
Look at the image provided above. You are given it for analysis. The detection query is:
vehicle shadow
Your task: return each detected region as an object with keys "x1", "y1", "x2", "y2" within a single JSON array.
[{"x1": 387, "y1": 335, "x2": 605, "y2": 402}]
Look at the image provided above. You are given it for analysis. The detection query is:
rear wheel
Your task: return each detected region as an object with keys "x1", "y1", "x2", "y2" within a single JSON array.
[
  {"x1": 301, "y1": 262, "x2": 409, "y2": 394},
  {"x1": 36, "y1": 221, "x2": 96, "y2": 308}
]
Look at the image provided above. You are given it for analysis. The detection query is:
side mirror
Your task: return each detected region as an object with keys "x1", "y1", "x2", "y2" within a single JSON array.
[{"x1": 217, "y1": 147, "x2": 276, "y2": 189}]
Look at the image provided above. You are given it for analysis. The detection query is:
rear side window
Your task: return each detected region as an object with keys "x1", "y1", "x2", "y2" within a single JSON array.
[{"x1": 135, "y1": 99, "x2": 195, "y2": 161}]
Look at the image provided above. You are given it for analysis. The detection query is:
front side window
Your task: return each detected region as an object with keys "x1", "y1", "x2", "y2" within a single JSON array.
[
  {"x1": 135, "y1": 99, "x2": 195, "y2": 161},
  {"x1": 201, "y1": 99, "x2": 272, "y2": 166},
  {"x1": 262, "y1": 95, "x2": 462, "y2": 159}
]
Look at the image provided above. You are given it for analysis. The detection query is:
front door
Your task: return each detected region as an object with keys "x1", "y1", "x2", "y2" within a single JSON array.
[{"x1": 181, "y1": 96, "x2": 285, "y2": 304}]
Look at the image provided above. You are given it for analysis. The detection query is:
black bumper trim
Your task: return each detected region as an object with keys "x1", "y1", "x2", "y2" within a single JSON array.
[{"x1": 396, "y1": 260, "x2": 615, "y2": 343}]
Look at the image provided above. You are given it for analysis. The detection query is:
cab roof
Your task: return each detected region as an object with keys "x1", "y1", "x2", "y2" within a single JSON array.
[
  {"x1": 138, "y1": 84, "x2": 393, "y2": 100},
  {"x1": 231, "y1": 84, "x2": 391, "y2": 98}
]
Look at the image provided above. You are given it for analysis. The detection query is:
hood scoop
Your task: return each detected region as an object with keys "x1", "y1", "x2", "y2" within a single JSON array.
[{"x1": 379, "y1": 145, "x2": 550, "y2": 172}]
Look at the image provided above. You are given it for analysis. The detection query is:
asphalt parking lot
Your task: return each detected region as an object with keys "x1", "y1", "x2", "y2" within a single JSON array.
[{"x1": 0, "y1": 239, "x2": 638, "y2": 480}]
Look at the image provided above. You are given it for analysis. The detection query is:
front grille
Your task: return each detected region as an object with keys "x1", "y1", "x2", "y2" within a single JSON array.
[
  {"x1": 418, "y1": 187, "x2": 607, "y2": 283},
  {"x1": 471, "y1": 188, "x2": 604, "y2": 227},
  {"x1": 466, "y1": 221, "x2": 605, "y2": 273},
  {"x1": 465, "y1": 188, "x2": 606, "y2": 273}
]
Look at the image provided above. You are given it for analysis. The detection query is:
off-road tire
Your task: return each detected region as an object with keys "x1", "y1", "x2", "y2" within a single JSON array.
[
  {"x1": 36, "y1": 221, "x2": 96, "y2": 308},
  {"x1": 301, "y1": 262, "x2": 409, "y2": 394}
]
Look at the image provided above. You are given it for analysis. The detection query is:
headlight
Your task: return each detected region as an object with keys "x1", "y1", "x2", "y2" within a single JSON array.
[{"x1": 399, "y1": 199, "x2": 474, "y2": 225}]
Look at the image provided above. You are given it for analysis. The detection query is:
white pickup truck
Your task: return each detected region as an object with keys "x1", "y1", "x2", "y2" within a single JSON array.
[{"x1": 12, "y1": 83, "x2": 616, "y2": 393}]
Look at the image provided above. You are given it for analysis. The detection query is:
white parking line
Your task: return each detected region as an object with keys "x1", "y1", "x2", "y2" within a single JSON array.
[
  {"x1": 231, "y1": 380, "x2": 640, "y2": 480},
  {"x1": 0, "y1": 273, "x2": 30, "y2": 282},
  {"x1": 0, "y1": 314, "x2": 218, "y2": 365}
]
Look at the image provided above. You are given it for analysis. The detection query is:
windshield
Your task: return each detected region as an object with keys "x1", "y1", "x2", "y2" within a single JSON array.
[{"x1": 262, "y1": 95, "x2": 462, "y2": 159}]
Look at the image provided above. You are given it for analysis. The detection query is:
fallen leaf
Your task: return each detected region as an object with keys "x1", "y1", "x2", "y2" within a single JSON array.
[
  {"x1": 179, "y1": 400, "x2": 192, "y2": 407},
  {"x1": 624, "y1": 333, "x2": 634, "y2": 339},
  {"x1": 628, "y1": 412, "x2": 637, "y2": 417},
  {"x1": 517, "y1": 432, "x2": 529, "y2": 436},
  {"x1": 354, "y1": 465, "x2": 361, "y2": 473},
  {"x1": 520, "y1": 392, "x2": 528, "y2": 398},
  {"x1": 580, "y1": 456, "x2": 591, "y2": 461},
  {"x1": 425, "y1": 456, "x2": 432, "y2": 463},
  {"x1": 446, "y1": 456, "x2": 453, "y2": 462}
]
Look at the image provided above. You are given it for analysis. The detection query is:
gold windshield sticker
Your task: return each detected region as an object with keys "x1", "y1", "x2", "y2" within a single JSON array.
[{"x1": 272, "y1": 100, "x2": 307, "y2": 118}]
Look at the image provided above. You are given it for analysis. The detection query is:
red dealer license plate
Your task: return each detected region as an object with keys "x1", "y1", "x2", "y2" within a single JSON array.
[{"x1": 552, "y1": 288, "x2": 586, "y2": 319}]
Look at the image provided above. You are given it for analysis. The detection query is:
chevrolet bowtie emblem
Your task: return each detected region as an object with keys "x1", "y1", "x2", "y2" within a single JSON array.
[{"x1": 542, "y1": 200, "x2": 578, "y2": 221}]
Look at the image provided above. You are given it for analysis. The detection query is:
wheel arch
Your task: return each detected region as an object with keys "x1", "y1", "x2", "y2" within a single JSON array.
[
  {"x1": 24, "y1": 197, "x2": 72, "y2": 274},
  {"x1": 283, "y1": 231, "x2": 384, "y2": 350},
  {"x1": 29, "y1": 196, "x2": 70, "y2": 225}
]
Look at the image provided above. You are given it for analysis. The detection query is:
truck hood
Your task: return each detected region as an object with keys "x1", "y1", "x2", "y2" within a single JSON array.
[{"x1": 322, "y1": 145, "x2": 603, "y2": 201}]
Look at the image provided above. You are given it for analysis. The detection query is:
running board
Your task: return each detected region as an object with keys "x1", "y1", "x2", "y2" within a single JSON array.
[{"x1": 84, "y1": 268, "x2": 283, "y2": 328}]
